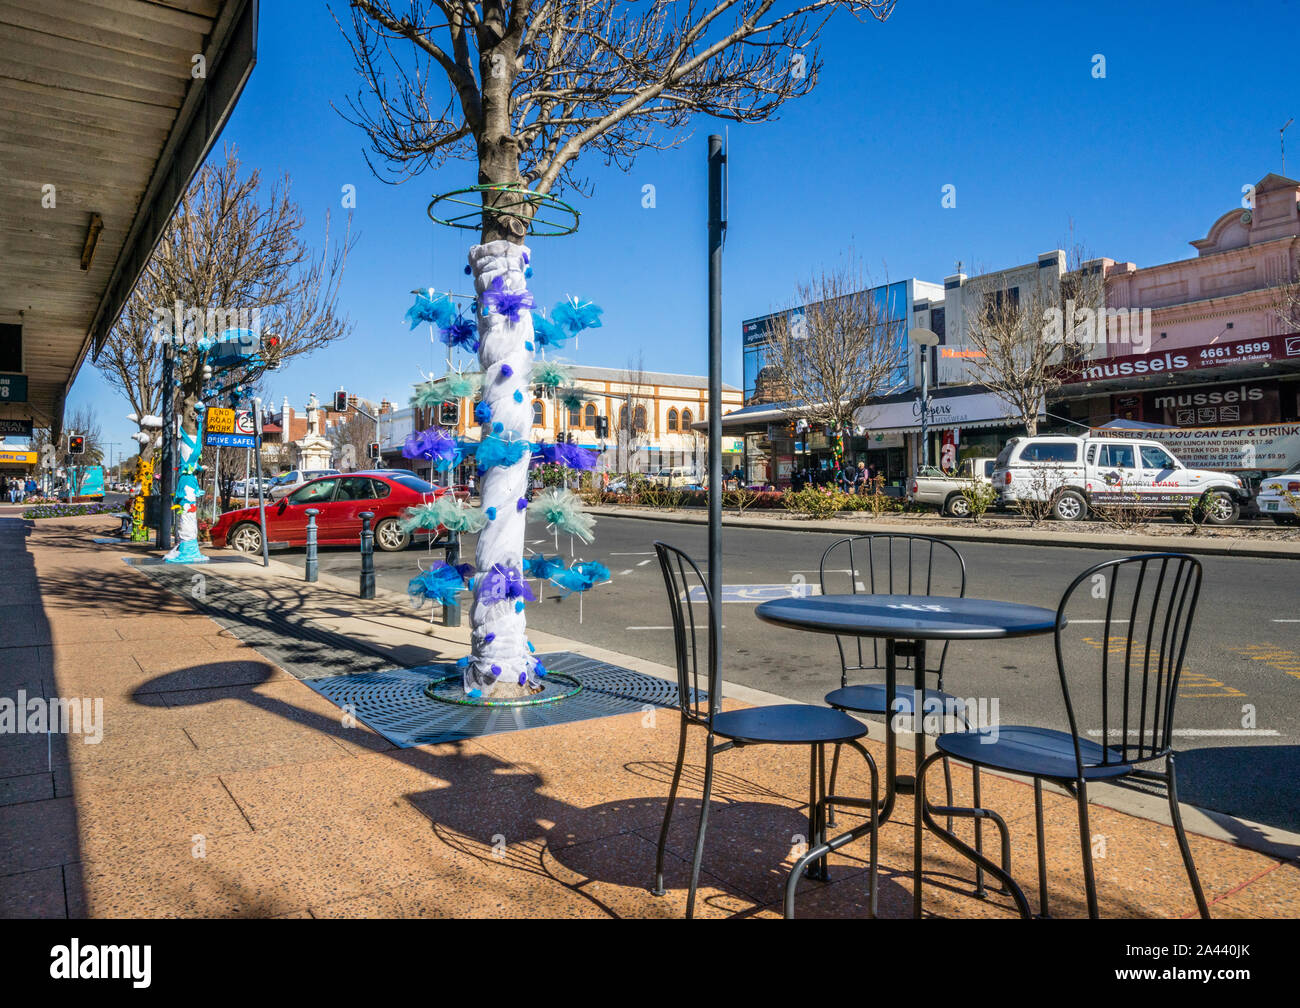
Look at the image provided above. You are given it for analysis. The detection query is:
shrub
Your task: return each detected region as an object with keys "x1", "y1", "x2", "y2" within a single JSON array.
[
  {"x1": 23, "y1": 503, "x2": 117, "y2": 520},
  {"x1": 960, "y1": 481, "x2": 998, "y2": 519},
  {"x1": 783, "y1": 486, "x2": 840, "y2": 519}
]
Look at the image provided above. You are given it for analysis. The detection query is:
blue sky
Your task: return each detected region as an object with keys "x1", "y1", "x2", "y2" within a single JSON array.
[{"x1": 69, "y1": 0, "x2": 1298, "y2": 458}]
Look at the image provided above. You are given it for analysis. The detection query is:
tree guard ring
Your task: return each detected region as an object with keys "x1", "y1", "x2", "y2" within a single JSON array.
[{"x1": 426, "y1": 184, "x2": 580, "y2": 237}]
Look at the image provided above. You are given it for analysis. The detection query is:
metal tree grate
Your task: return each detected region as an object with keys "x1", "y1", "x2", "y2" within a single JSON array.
[{"x1": 304, "y1": 652, "x2": 696, "y2": 747}]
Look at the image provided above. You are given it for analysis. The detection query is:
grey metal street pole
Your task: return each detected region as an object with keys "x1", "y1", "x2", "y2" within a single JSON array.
[
  {"x1": 909, "y1": 328, "x2": 940, "y2": 471},
  {"x1": 707, "y1": 134, "x2": 725, "y2": 714}
]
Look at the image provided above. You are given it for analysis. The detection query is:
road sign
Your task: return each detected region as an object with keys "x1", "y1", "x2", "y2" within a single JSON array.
[
  {"x1": 0, "y1": 374, "x2": 27, "y2": 403},
  {"x1": 205, "y1": 432, "x2": 256, "y2": 449},
  {"x1": 234, "y1": 410, "x2": 254, "y2": 435},
  {"x1": 206, "y1": 407, "x2": 236, "y2": 434}
]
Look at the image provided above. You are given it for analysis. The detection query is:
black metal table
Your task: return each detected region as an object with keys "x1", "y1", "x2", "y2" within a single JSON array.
[{"x1": 755, "y1": 592, "x2": 1061, "y2": 917}]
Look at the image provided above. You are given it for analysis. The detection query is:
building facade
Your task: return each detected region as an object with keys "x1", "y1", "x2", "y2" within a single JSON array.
[{"x1": 1053, "y1": 173, "x2": 1300, "y2": 480}]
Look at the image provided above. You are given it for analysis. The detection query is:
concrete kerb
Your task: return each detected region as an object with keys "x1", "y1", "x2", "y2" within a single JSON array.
[
  {"x1": 587, "y1": 505, "x2": 1300, "y2": 561},
  {"x1": 191, "y1": 544, "x2": 1300, "y2": 866}
]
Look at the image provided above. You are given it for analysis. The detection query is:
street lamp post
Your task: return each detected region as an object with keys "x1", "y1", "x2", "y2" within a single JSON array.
[{"x1": 909, "y1": 328, "x2": 940, "y2": 471}]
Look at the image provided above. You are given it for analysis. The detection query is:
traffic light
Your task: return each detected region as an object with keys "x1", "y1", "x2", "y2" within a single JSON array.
[
  {"x1": 594, "y1": 416, "x2": 608, "y2": 439},
  {"x1": 263, "y1": 335, "x2": 281, "y2": 369},
  {"x1": 333, "y1": 389, "x2": 348, "y2": 412},
  {"x1": 438, "y1": 401, "x2": 459, "y2": 427},
  {"x1": 368, "y1": 441, "x2": 381, "y2": 460},
  {"x1": 68, "y1": 434, "x2": 85, "y2": 455}
]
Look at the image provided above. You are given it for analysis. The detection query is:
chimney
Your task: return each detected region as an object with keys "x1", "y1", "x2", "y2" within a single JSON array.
[{"x1": 379, "y1": 399, "x2": 392, "y2": 415}]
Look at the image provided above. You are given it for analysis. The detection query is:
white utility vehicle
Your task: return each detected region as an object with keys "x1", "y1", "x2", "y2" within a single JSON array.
[
  {"x1": 1255, "y1": 466, "x2": 1300, "y2": 526},
  {"x1": 991, "y1": 435, "x2": 1248, "y2": 524}
]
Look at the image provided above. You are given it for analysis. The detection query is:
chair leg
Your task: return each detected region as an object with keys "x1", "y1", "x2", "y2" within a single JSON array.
[
  {"x1": 806, "y1": 746, "x2": 828, "y2": 881},
  {"x1": 1034, "y1": 778, "x2": 1051, "y2": 918},
  {"x1": 686, "y1": 742, "x2": 716, "y2": 919},
  {"x1": 653, "y1": 717, "x2": 689, "y2": 897},
  {"x1": 942, "y1": 756, "x2": 955, "y2": 832},
  {"x1": 918, "y1": 751, "x2": 1032, "y2": 918},
  {"x1": 1075, "y1": 778, "x2": 1101, "y2": 919},
  {"x1": 826, "y1": 743, "x2": 841, "y2": 827},
  {"x1": 1167, "y1": 753, "x2": 1211, "y2": 919},
  {"x1": 972, "y1": 766, "x2": 987, "y2": 898}
]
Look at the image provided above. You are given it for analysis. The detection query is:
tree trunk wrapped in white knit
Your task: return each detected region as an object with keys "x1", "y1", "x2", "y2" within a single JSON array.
[{"x1": 464, "y1": 240, "x2": 540, "y2": 698}]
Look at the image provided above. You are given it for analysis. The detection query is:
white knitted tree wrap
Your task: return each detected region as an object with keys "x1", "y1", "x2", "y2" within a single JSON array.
[{"x1": 466, "y1": 240, "x2": 538, "y2": 696}]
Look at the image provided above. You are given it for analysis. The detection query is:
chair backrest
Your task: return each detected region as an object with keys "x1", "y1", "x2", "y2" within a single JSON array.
[
  {"x1": 1054, "y1": 553, "x2": 1202, "y2": 772},
  {"x1": 818, "y1": 534, "x2": 967, "y2": 684},
  {"x1": 654, "y1": 541, "x2": 716, "y2": 728}
]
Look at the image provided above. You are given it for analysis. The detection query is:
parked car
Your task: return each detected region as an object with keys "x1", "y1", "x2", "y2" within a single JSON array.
[
  {"x1": 992, "y1": 435, "x2": 1248, "y2": 524},
  {"x1": 230, "y1": 477, "x2": 274, "y2": 499},
  {"x1": 267, "y1": 468, "x2": 341, "y2": 500},
  {"x1": 908, "y1": 456, "x2": 997, "y2": 517},
  {"x1": 647, "y1": 466, "x2": 696, "y2": 487},
  {"x1": 1255, "y1": 466, "x2": 1300, "y2": 525},
  {"x1": 211, "y1": 472, "x2": 448, "y2": 553}
]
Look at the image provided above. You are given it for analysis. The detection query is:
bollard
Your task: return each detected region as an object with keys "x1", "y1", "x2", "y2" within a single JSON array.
[
  {"x1": 443, "y1": 528, "x2": 461, "y2": 627},
  {"x1": 358, "y1": 511, "x2": 376, "y2": 599},
  {"x1": 304, "y1": 508, "x2": 319, "y2": 583}
]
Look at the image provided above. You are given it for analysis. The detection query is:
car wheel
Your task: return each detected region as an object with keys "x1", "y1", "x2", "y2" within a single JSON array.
[
  {"x1": 374, "y1": 518, "x2": 410, "y2": 551},
  {"x1": 944, "y1": 493, "x2": 971, "y2": 518},
  {"x1": 1052, "y1": 490, "x2": 1087, "y2": 521},
  {"x1": 1196, "y1": 491, "x2": 1238, "y2": 526},
  {"x1": 229, "y1": 522, "x2": 263, "y2": 553}
]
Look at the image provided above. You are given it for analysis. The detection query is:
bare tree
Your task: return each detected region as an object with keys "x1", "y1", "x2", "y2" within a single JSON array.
[
  {"x1": 1270, "y1": 248, "x2": 1300, "y2": 335},
  {"x1": 340, "y1": 0, "x2": 897, "y2": 697},
  {"x1": 329, "y1": 403, "x2": 380, "y2": 472},
  {"x1": 960, "y1": 247, "x2": 1105, "y2": 437},
  {"x1": 763, "y1": 261, "x2": 908, "y2": 439},
  {"x1": 95, "y1": 149, "x2": 353, "y2": 539}
]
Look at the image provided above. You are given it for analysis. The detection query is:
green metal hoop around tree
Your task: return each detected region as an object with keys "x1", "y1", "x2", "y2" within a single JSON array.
[{"x1": 426, "y1": 184, "x2": 580, "y2": 237}]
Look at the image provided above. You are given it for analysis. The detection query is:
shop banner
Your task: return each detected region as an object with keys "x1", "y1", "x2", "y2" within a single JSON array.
[
  {"x1": 1065, "y1": 333, "x2": 1300, "y2": 383},
  {"x1": 1099, "y1": 421, "x2": 1300, "y2": 471}
]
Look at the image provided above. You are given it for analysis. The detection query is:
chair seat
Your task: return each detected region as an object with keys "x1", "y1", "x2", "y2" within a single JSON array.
[
  {"x1": 934, "y1": 725, "x2": 1133, "y2": 781},
  {"x1": 712, "y1": 704, "x2": 869, "y2": 745},
  {"x1": 826, "y1": 683, "x2": 963, "y2": 718}
]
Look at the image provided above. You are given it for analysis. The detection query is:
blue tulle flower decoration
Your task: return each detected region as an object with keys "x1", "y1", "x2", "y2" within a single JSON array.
[
  {"x1": 523, "y1": 554, "x2": 565, "y2": 579},
  {"x1": 482, "y1": 276, "x2": 535, "y2": 323},
  {"x1": 439, "y1": 312, "x2": 479, "y2": 353},
  {"x1": 549, "y1": 561, "x2": 612, "y2": 596},
  {"x1": 405, "y1": 289, "x2": 457, "y2": 330},
  {"x1": 552, "y1": 297, "x2": 603, "y2": 336},
  {"x1": 530, "y1": 311, "x2": 568, "y2": 349},
  {"x1": 474, "y1": 400, "x2": 492, "y2": 423},
  {"x1": 476, "y1": 434, "x2": 532, "y2": 470},
  {"x1": 407, "y1": 561, "x2": 473, "y2": 609},
  {"x1": 531, "y1": 441, "x2": 599, "y2": 472}
]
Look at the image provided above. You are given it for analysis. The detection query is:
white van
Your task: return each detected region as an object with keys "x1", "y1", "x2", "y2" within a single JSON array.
[{"x1": 992, "y1": 435, "x2": 1247, "y2": 524}]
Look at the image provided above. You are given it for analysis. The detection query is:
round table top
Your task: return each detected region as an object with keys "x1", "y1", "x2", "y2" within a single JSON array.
[{"x1": 754, "y1": 593, "x2": 1062, "y2": 641}]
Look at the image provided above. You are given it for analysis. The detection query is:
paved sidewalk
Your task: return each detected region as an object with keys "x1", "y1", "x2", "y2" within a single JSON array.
[
  {"x1": 588, "y1": 505, "x2": 1300, "y2": 560},
  {"x1": 1, "y1": 514, "x2": 1296, "y2": 918}
]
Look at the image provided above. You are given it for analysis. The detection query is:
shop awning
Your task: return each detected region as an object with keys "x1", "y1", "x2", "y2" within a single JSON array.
[{"x1": 856, "y1": 389, "x2": 1036, "y2": 434}]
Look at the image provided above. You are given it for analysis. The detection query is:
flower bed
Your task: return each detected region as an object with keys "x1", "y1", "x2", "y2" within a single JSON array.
[{"x1": 22, "y1": 502, "x2": 118, "y2": 520}]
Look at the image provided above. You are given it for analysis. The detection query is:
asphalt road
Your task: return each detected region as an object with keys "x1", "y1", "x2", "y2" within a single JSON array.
[{"x1": 293, "y1": 516, "x2": 1300, "y2": 831}]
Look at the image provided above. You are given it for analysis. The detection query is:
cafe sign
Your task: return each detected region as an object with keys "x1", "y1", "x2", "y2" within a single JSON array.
[{"x1": 1103, "y1": 421, "x2": 1300, "y2": 471}]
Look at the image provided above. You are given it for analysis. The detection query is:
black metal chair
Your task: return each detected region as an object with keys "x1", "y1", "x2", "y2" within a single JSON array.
[
  {"x1": 818, "y1": 534, "x2": 987, "y2": 888},
  {"x1": 651, "y1": 541, "x2": 881, "y2": 918},
  {"x1": 918, "y1": 553, "x2": 1211, "y2": 919}
]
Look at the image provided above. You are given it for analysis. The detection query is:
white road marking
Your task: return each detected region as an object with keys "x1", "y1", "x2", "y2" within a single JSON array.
[
  {"x1": 1070, "y1": 619, "x2": 1130, "y2": 624},
  {"x1": 611, "y1": 551, "x2": 656, "y2": 555},
  {"x1": 1087, "y1": 728, "x2": 1281, "y2": 737},
  {"x1": 618, "y1": 569, "x2": 634, "y2": 576},
  {"x1": 636, "y1": 558, "x2": 654, "y2": 566},
  {"x1": 1271, "y1": 619, "x2": 1300, "y2": 623}
]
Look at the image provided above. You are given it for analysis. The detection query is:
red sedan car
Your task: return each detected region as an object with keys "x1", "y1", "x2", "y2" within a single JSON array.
[{"x1": 211, "y1": 471, "x2": 447, "y2": 553}]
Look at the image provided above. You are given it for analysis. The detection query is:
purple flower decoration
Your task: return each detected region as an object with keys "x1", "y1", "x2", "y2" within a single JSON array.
[
  {"x1": 439, "y1": 313, "x2": 479, "y2": 353},
  {"x1": 500, "y1": 364, "x2": 513, "y2": 379},
  {"x1": 479, "y1": 563, "x2": 537, "y2": 605},
  {"x1": 482, "y1": 276, "x2": 535, "y2": 324}
]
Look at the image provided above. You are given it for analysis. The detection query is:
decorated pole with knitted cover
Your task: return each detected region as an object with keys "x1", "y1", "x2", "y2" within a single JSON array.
[
  {"x1": 163, "y1": 401, "x2": 208, "y2": 564},
  {"x1": 464, "y1": 240, "x2": 540, "y2": 697}
]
